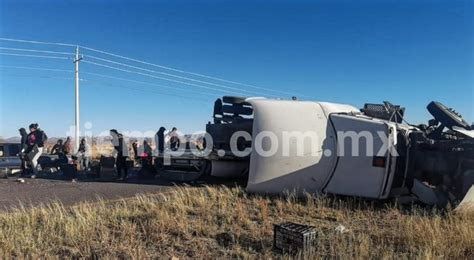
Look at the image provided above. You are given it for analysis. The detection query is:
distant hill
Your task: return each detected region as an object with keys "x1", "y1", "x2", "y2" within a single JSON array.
[{"x1": 0, "y1": 136, "x2": 20, "y2": 143}]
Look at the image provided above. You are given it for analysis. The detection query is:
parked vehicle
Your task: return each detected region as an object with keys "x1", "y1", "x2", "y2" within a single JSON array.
[{"x1": 0, "y1": 142, "x2": 22, "y2": 177}]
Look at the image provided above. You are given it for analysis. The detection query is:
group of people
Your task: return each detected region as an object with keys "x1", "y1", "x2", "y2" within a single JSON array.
[
  {"x1": 155, "y1": 126, "x2": 180, "y2": 153},
  {"x1": 50, "y1": 136, "x2": 72, "y2": 155},
  {"x1": 110, "y1": 126, "x2": 180, "y2": 180},
  {"x1": 16, "y1": 124, "x2": 181, "y2": 180},
  {"x1": 50, "y1": 137, "x2": 91, "y2": 170},
  {"x1": 18, "y1": 123, "x2": 92, "y2": 178}
]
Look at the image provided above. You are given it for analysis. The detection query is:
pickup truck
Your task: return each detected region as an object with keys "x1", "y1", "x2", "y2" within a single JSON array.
[{"x1": 0, "y1": 142, "x2": 22, "y2": 178}]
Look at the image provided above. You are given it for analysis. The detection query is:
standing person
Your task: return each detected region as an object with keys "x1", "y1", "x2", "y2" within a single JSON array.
[
  {"x1": 110, "y1": 129, "x2": 128, "y2": 181},
  {"x1": 63, "y1": 137, "x2": 72, "y2": 155},
  {"x1": 155, "y1": 127, "x2": 166, "y2": 154},
  {"x1": 141, "y1": 140, "x2": 153, "y2": 169},
  {"x1": 138, "y1": 139, "x2": 155, "y2": 178},
  {"x1": 142, "y1": 140, "x2": 152, "y2": 157},
  {"x1": 131, "y1": 140, "x2": 138, "y2": 162},
  {"x1": 24, "y1": 123, "x2": 47, "y2": 178},
  {"x1": 76, "y1": 138, "x2": 91, "y2": 171},
  {"x1": 168, "y1": 127, "x2": 180, "y2": 151},
  {"x1": 18, "y1": 128, "x2": 28, "y2": 175},
  {"x1": 50, "y1": 139, "x2": 64, "y2": 155}
]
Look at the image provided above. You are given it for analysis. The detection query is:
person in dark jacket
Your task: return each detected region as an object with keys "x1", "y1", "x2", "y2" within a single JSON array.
[
  {"x1": 19, "y1": 128, "x2": 28, "y2": 150},
  {"x1": 50, "y1": 139, "x2": 64, "y2": 155},
  {"x1": 24, "y1": 123, "x2": 47, "y2": 178},
  {"x1": 155, "y1": 127, "x2": 166, "y2": 154},
  {"x1": 18, "y1": 128, "x2": 28, "y2": 175},
  {"x1": 110, "y1": 129, "x2": 129, "y2": 181}
]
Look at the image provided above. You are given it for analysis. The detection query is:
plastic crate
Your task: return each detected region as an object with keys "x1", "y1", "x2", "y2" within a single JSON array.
[{"x1": 274, "y1": 222, "x2": 317, "y2": 253}]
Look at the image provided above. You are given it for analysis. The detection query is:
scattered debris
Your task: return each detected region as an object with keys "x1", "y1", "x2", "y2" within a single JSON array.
[
  {"x1": 16, "y1": 178, "x2": 25, "y2": 183},
  {"x1": 335, "y1": 224, "x2": 349, "y2": 234}
]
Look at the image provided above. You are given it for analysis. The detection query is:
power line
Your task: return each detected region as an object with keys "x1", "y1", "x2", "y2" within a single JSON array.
[
  {"x1": 0, "y1": 63, "x2": 220, "y2": 98},
  {"x1": 0, "y1": 37, "x2": 312, "y2": 99},
  {"x1": 82, "y1": 78, "x2": 212, "y2": 103},
  {"x1": 0, "y1": 52, "x2": 70, "y2": 60},
  {"x1": 0, "y1": 47, "x2": 74, "y2": 55},
  {"x1": 0, "y1": 70, "x2": 209, "y2": 103},
  {"x1": 0, "y1": 37, "x2": 76, "y2": 47},
  {"x1": 0, "y1": 72, "x2": 74, "y2": 81},
  {"x1": 84, "y1": 54, "x2": 276, "y2": 97},
  {"x1": 82, "y1": 60, "x2": 249, "y2": 96},
  {"x1": 80, "y1": 45, "x2": 302, "y2": 97},
  {"x1": 82, "y1": 71, "x2": 219, "y2": 97},
  {"x1": 0, "y1": 65, "x2": 73, "y2": 73}
]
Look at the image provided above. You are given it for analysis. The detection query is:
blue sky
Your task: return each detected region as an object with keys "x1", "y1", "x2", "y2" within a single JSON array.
[{"x1": 0, "y1": 0, "x2": 473, "y2": 138}]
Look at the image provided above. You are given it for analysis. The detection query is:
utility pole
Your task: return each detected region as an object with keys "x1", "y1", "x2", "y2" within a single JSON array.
[{"x1": 73, "y1": 46, "x2": 82, "y2": 151}]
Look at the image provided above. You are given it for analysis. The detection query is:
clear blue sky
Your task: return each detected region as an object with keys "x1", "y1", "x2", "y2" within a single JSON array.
[{"x1": 0, "y1": 0, "x2": 473, "y2": 138}]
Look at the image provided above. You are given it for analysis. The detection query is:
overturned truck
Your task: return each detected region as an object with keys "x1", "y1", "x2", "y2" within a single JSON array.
[{"x1": 203, "y1": 97, "x2": 473, "y2": 208}]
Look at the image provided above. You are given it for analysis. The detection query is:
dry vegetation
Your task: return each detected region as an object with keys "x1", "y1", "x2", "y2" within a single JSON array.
[{"x1": 0, "y1": 185, "x2": 473, "y2": 258}]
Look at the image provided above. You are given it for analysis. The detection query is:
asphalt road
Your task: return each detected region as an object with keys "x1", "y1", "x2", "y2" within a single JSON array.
[
  {"x1": 0, "y1": 173, "x2": 242, "y2": 211},
  {"x1": 0, "y1": 177, "x2": 173, "y2": 210}
]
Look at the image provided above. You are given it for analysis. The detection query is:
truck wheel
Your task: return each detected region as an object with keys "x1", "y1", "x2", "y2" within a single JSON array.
[{"x1": 427, "y1": 101, "x2": 470, "y2": 129}]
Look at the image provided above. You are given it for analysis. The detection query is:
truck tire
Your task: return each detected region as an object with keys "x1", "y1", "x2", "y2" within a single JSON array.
[{"x1": 427, "y1": 101, "x2": 470, "y2": 129}]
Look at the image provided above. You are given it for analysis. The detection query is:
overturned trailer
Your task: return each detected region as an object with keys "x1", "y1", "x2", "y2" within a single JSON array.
[{"x1": 203, "y1": 97, "x2": 474, "y2": 208}]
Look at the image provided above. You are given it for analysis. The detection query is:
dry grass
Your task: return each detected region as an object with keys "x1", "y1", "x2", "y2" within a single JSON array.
[{"x1": 0, "y1": 186, "x2": 473, "y2": 258}]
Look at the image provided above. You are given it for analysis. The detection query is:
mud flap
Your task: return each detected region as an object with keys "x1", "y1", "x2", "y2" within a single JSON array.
[{"x1": 455, "y1": 185, "x2": 474, "y2": 212}]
